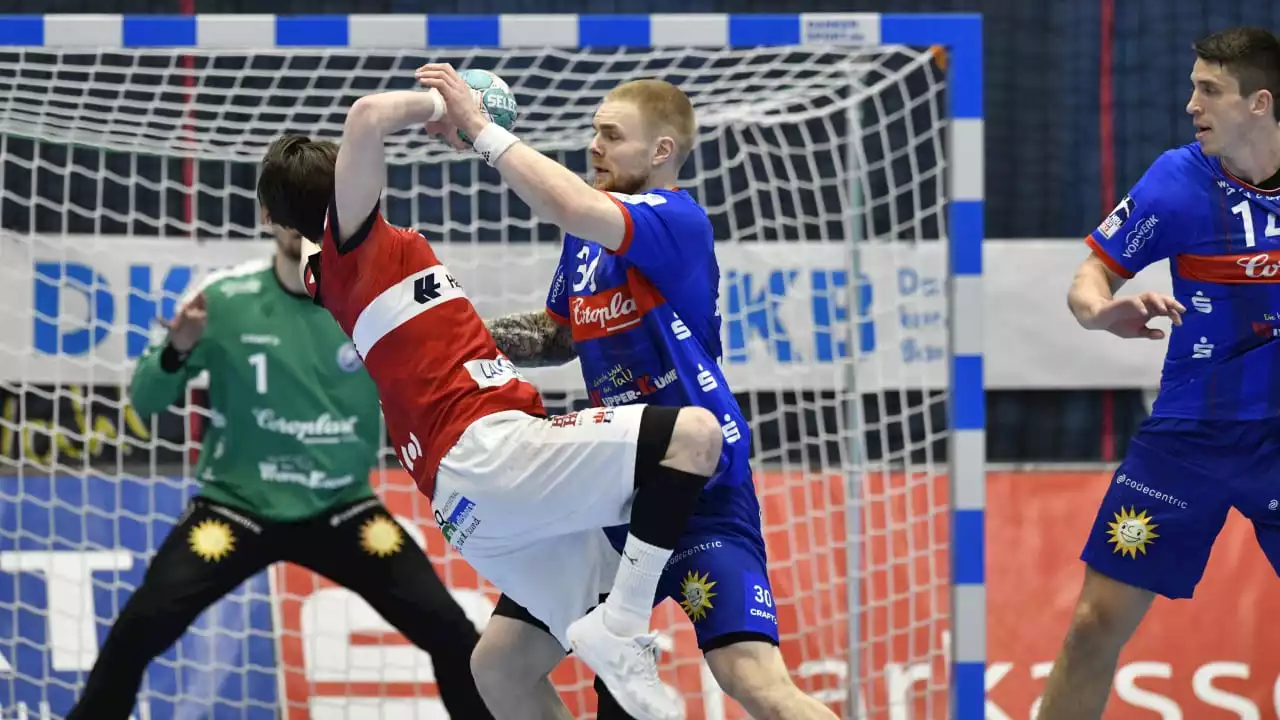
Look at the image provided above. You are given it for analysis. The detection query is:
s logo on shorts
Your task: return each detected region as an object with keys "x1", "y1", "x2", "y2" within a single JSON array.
[{"x1": 1107, "y1": 506, "x2": 1159, "y2": 558}]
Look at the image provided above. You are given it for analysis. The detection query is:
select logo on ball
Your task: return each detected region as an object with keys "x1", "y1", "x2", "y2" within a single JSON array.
[{"x1": 456, "y1": 69, "x2": 518, "y2": 145}]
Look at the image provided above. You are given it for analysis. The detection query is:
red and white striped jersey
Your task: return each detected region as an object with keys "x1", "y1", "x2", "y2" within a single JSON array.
[{"x1": 304, "y1": 202, "x2": 546, "y2": 499}]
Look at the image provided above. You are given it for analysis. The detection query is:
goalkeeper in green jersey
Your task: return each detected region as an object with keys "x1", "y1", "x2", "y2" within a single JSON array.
[{"x1": 66, "y1": 137, "x2": 493, "y2": 720}]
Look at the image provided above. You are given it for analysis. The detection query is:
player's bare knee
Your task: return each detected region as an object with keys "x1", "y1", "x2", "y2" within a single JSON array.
[
  {"x1": 471, "y1": 631, "x2": 538, "y2": 695},
  {"x1": 1064, "y1": 602, "x2": 1129, "y2": 656},
  {"x1": 471, "y1": 614, "x2": 564, "y2": 700},
  {"x1": 468, "y1": 637, "x2": 505, "y2": 697},
  {"x1": 1065, "y1": 569, "x2": 1153, "y2": 654},
  {"x1": 662, "y1": 406, "x2": 722, "y2": 477}
]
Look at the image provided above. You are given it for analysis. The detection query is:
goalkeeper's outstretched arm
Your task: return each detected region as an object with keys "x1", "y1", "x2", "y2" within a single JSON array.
[
  {"x1": 129, "y1": 289, "x2": 211, "y2": 416},
  {"x1": 331, "y1": 89, "x2": 447, "y2": 247},
  {"x1": 130, "y1": 326, "x2": 208, "y2": 418},
  {"x1": 130, "y1": 342, "x2": 206, "y2": 417}
]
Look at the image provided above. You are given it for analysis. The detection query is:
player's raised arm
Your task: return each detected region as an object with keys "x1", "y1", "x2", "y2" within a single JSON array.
[
  {"x1": 415, "y1": 64, "x2": 629, "y2": 251},
  {"x1": 331, "y1": 89, "x2": 448, "y2": 246},
  {"x1": 129, "y1": 292, "x2": 210, "y2": 416}
]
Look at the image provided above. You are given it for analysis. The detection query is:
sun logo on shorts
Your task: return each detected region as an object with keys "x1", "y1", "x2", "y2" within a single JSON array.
[
  {"x1": 679, "y1": 570, "x2": 717, "y2": 622},
  {"x1": 360, "y1": 515, "x2": 404, "y2": 558},
  {"x1": 1107, "y1": 506, "x2": 1159, "y2": 558},
  {"x1": 188, "y1": 519, "x2": 235, "y2": 562}
]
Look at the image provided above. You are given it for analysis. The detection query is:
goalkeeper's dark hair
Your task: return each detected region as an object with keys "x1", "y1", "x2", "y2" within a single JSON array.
[
  {"x1": 257, "y1": 134, "x2": 338, "y2": 242},
  {"x1": 1193, "y1": 27, "x2": 1280, "y2": 120}
]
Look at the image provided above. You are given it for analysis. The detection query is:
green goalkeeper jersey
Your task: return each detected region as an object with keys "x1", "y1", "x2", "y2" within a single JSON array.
[{"x1": 129, "y1": 257, "x2": 382, "y2": 522}]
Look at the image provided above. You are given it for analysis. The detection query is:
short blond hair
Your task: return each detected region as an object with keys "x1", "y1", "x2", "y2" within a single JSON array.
[{"x1": 606, "y1": 79, "x2": 697, "y2": 165}]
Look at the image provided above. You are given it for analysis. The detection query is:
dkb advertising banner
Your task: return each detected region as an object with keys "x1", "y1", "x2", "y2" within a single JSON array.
[{"x1": 1, "y1": 233, "x2": 1181, "y2": 393}]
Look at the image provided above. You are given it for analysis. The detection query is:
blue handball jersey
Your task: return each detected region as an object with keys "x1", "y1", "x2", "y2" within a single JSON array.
[
  {"x1": 1087, "y1": 143, "x2": 1280, "y2": 419},
  {"x1": 545, "y1": 188, "x2": 758, "y2": 526}
]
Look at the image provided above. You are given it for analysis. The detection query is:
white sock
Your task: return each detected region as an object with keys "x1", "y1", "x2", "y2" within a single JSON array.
[{"x1": 602, "y1": 534, "x2": 672, "y2": 636}]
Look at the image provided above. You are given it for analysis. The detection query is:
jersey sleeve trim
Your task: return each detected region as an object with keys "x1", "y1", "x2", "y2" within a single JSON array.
[
  {"x1": 327, "y1": 194, "x2": 381, "y2": 256},
  {"x1": 600, "y1": 191, "x2": 635, "y2": 256},
  {"x1": 1084, "y1": 235, "x2": 1135, "y2": 279},
  {"x1": 304, "y1": 253, "x2": 324, "y2": 306},
  {"x1": 545, "y1": 307, "x2": 570, "y2": 325}
]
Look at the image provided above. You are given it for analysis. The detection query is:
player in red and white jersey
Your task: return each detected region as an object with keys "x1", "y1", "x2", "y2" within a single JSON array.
[
  {"x1": 261, "y1": 84, "x2": 724, "y2": 720},
  {"x1": 303, "y1": 195, "x2": 545, "y2": 497}
]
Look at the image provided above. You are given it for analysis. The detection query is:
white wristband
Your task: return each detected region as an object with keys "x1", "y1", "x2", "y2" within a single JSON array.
[
  {"x1": 472, "y1": 123, "x2": 520, "y2": 166},
  {"x1": 422, "y1": 88, "x2": 446, "y2": 122}
]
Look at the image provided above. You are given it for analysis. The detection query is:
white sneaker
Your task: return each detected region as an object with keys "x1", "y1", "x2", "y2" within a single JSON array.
[{"x1": 566, "y1": 606, "x2": 686, "y2": 720}]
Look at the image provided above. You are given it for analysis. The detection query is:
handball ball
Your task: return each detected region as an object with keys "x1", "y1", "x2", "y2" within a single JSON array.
[{"x1": 457, "y1": 69, "x2": 518, "y2": 145}]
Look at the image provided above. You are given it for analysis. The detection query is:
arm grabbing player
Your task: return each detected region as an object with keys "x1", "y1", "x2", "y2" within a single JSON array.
[
  {"x1": 1041, "y1": 28, "x2": 1280, "y2": 720},
  {"x1": 485, "y1": 309, "x2": 577, "y2": 367}
]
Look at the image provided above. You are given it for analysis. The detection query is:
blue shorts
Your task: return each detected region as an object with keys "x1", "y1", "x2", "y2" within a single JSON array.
[
  {"x1": 654, "y1": 527, "x2": 779, "y2": 650},
  {"x1": 1082, "y1": 417, "x2": 1280, "y2": 599},
  {"x1": 604, "y1": 514, "x2": 779, "y2": 650}
]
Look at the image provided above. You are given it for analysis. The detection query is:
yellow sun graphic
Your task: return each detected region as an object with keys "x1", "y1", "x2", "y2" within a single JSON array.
[
  {"x1": 188, "y1": 519, "x2": 235, "y2": 562},
  {"x1": 360, "y1": 515, "x2": 404, "y2": 558},
  {"x1": 679, "y1": 570, "x2": 717, "y2": 622},
  {"x1": 1107, "y1": 506, "x2": 1159, "y2": 558}
]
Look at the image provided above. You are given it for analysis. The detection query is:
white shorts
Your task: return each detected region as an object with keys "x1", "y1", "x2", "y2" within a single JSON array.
[{"x1": 432, "y1": 405, "x2": 646, "y2": 648}]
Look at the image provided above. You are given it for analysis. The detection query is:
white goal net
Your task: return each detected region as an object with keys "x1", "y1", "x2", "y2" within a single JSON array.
[{"x1": 0, "y1": 43, "x2": 951, "y2": 720}]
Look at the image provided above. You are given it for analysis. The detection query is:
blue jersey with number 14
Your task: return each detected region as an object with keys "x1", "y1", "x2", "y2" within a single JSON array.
[
  {"x1": 545, "y1": 188, "x2": 759, "y2": 531},
  {"x1": 1087, "y1": 143, "x2": 1280, "y2": 419}
]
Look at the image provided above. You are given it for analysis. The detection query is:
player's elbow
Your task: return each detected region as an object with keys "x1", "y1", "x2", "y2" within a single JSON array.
[
  {"x1": 346, "y1": 95, "x2": 393, "y2": 136},
  {"x1": 1067, "y1": 255, "x2": 1121, "y2": 328},
  {"x1": 126, "y1": 383, "x2": 163, "y2": 419}
]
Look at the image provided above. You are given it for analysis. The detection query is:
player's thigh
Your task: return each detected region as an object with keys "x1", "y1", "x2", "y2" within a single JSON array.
[
  {"x1": 466, "y1": 529, "x2": 620, "y2": 649},
  {"x1": 1079, "y1": 419, "x2": 1233, "y2": 599},
  {"x1": 132, "y1": 497, "x2": 277, "y2": 619},
  {"x1": 434, "y1": 406, "x2": 647, "y2": 550},
  {"x1": 284, "y1": 497, "x2": 421, "y2": 582},
  {"x1": 658, "y1": 532, "x2": 780, "y2": 650}
]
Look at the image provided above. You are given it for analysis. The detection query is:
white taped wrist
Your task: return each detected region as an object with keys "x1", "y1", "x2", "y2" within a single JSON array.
[
  {"x1": 472, "y1": 123, "x2": 520, "y2": 166},
  {"x1": 423, "y1": 88, "x2": 445, "y2": 122}
]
